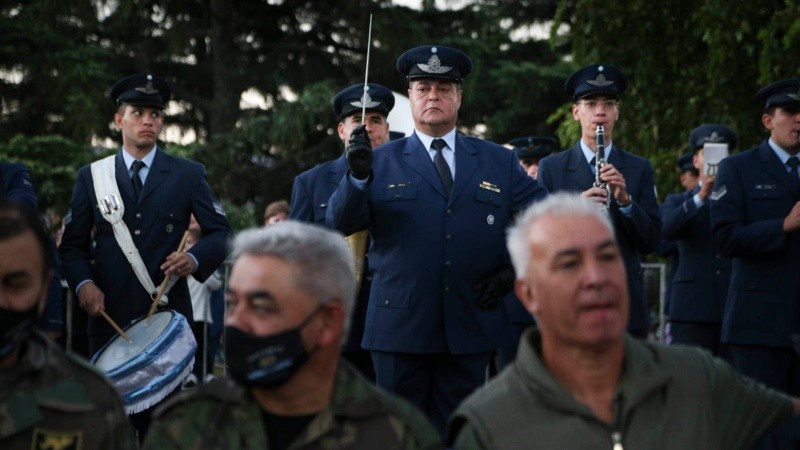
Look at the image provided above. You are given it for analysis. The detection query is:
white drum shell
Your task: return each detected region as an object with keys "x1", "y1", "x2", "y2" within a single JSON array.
[{"x1": 91, "y1": 310, "x2": 196, "y2": 414}]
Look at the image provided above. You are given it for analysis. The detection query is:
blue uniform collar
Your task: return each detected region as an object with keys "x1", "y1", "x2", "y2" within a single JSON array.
[
  {"x1": 414, "y1": 128, "x2": 457, "y2": 152},
  {"x1": 122, "y1": 146, "x2": 157, "y2": 170},
  {"x1": 580, "y1": 139, "x2": 613, "y2": 163}
]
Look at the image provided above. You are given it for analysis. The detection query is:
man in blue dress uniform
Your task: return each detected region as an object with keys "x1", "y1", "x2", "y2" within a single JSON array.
[
  {"x1": 661, "y1": 124, "x2": 736, "y2": 355},
  {"x1": 509, "y1": 136, "x2": 558, "y2": 180},
  {"x1": 709, "y1": 79, "x2": 800, "y2": 396},
  {"x1": 496, "y1": 135, "x2": 558, "y2": 368},
  {"x1": 59, "y1": 73, "x2": 231, "y2": 440},
  {"x1": 537, "y1": 63, "x2": 661, "y2": 338},
  {"x1": 325, "y1": 44, "x2": 547, "y2": 434},
  {"x1": 289, "y1": 82, "x2": 395, "y2": 380}
]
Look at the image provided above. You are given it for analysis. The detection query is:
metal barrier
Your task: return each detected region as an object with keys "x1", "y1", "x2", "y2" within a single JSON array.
[{"x1": 642, "y1": 262, "x2": 667, "y2": 343}]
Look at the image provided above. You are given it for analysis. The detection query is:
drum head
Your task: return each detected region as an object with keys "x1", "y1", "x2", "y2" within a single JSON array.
[{"x1": 93, "y1": 311, "x2": 173, "y2": 372}]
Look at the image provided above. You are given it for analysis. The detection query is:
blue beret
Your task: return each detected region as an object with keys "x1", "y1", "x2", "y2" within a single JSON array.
[
  {"x1": 676, "y1": 152, "x2": 695, "y2": 172},
  {"x1": 110, "y1": 73, "x2": 171, "y2": 109},
  {"x1": 688, "y1": 124, "x2": 737, "y2": 151},
  {"x1": 332, "y1": 83, "x2": 395, "y2": 120},
  {"x1": 756, "y1": 79, "x2": 800, "y2": 109},
  {"x1": 396, "y1": 45, "x2": 473, "y2": 83},
  {"x1": 564, "y1": 64, "x2": 628, "y2": 100},
  {"x1": 508, "y1": 136, "x2": 559, "y2": 160}
]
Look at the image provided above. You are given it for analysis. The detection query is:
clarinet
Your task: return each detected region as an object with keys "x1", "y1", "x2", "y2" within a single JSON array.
[{"x1": 594, "y1": 125, "x2": 611, "y2": 211}]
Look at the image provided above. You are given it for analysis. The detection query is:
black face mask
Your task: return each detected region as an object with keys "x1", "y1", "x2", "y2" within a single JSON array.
[
  {"x1": 0, "y1": 305, "x2": 38, "y2": 359},
  {"x1": 225, "y1": 307, "x2": 322, "y2": 390}
]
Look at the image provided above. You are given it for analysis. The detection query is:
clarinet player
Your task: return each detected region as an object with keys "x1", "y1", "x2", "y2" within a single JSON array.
[{"x1": 537, "y1": 63, "x2": 661, "y2": 339}]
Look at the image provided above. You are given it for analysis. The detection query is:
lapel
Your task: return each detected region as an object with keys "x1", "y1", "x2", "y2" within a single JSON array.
[
  {"x1": 758, "y1": 142, "x2": 799, "y2": 199},
  {"x1": 450, "y1": 134, "x2": 479, "y2": 204},
  {"x1": 606, "y1": 145, "x2": 627, "y2": 172},
  {"x1": 565, "y1": 143, "x2": 595, "y2": 188},
  {"x1": 402, "y1": 133, "x2": 448, "y2": 199},
  {"x1": 114, "y1": 150, "x2": 136, "y2": 204},
  {"x1": 328, "y1": 154, "x2": 348, "y2": 189},
  {"x1": 139, "y1": 148, "x2": 170, "y2": 204}
]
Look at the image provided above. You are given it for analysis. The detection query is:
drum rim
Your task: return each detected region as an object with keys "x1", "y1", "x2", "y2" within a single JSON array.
[
  {"x1": 91, "y1": 310, "x2": 183, "y2": 379},
  {"x1": 122, "y1": 344, "x2": 195, "y2": 406}
]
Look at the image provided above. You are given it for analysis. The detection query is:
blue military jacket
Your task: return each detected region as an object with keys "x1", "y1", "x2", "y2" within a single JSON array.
[
  {"x1": 537, "y1": 143, "x2": 661, "y2": 333},
  {"x1": 710, "y1": 141, "x2": 800, "y2": 348},
  {"x1": 59, "y1": 149, "x2": 231, "y2": 350},
  {"x1": 290, "y1": 154, "x2": 371, "y2": 353},
  {"x1": 0, "y1": 162, "x2": 38, "y2": 210},
  {"x1": 326, "y1": 133, "x2": 546, "y2": 355},
  {"x1": 661, "y1": 187, "x2": 731, "y2": 323}
]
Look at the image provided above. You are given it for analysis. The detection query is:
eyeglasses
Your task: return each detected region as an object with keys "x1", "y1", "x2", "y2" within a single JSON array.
[{"x1": 578, "y1": 99, "x2": 618, "y2": 110}]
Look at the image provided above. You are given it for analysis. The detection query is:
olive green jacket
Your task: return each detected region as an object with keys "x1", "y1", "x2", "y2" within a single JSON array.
[
  {"x1": 0, "y1": 330, "x2": 136, "y2": 450},
  {"x1": 143, "y1": 361, "x2": 441, "y2": 449},
  {"x1": 447, "y1": 328, "x2": 793, "y2": 449}
]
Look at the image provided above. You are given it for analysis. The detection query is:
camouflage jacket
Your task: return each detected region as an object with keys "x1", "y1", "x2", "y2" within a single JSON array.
[
  {"x1": 0, "y1": 330, "x2": 136, "y2": 450},
  {"x1": 143, "y1": 361, "x2": 441, "y2": 450}
]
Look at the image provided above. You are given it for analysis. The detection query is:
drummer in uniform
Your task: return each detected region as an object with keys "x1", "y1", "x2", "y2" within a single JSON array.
[
  {"x1": 59, "y1": 73, "x2": 231, "y2": 440},
  {"x1": 0, "y1": 200, "x2": 137, "y2": 450}
]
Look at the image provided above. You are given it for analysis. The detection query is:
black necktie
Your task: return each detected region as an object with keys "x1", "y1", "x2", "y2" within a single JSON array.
[
  {"x1": 788, "y1": 156, "x2": 799, "y2": 175},
  {"x1": 589, "y1": 156, "x2": 597, "y2": 175},
  {"x1": 131, "y1": 160, "x2": 145, "y2": 200},
  {"x1": 431, "y1": 138, "x2": 452, "y2": 196},
  {"x1": 788, "y1": 156, "x2": 799, "y2": 190}
]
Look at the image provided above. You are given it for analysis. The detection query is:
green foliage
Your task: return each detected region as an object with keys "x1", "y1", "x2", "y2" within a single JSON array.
[
  {"x1": 217, "y1": 200, "x2": 259, "y2": 233},
  {"x1": 0, "y1": 135, "x2": 105, "y2": 213},
  {"x1": 5, "y1": 0, "x2": 798, "y2": 216},
  {"x1": 554, "y1": 0, "x2": 789, "y2": 200}
]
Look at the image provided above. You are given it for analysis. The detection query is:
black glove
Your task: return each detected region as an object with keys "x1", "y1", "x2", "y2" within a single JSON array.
[
  {"x1": 473, "y1": 265, "x2": 516, "y2": 310},
  {"x1": 346, "y1": 124, "x2": 372, "y2": 180}
]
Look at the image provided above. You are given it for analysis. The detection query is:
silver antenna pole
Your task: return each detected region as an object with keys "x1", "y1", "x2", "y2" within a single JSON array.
[{"x1": 361, "y1": 14, "x2": 373, "y2": 120}]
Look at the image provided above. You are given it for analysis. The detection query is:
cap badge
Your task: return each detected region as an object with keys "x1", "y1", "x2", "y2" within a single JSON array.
[
  {"x1": 418, "y1": 54, "x2": 452, "y2": 74},
  {"x1": 586, "y1": 73, "x2": 615, "y2": 87},
  {"x1": 350, "y1": 91, "x2": 382, "y2": 109},
  {"x1": 135, "y1": 80, "x2": 159, "y2": 95},
  {"x1": 703, "y1": 131, "x2": 725, "y2": 143},
  {"x1": 787, "y1": 87, "x2": 800, "y2": 101}
]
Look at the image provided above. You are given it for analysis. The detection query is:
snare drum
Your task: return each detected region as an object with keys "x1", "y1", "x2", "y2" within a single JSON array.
[{"x1": 92, "y1": 310, "x2": 196, "y2": 414}]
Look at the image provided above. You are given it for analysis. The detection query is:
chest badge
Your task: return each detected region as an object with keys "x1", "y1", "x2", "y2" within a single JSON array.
[{"x1": 32, "y1": 427, "x2": 83, "y2": 450}]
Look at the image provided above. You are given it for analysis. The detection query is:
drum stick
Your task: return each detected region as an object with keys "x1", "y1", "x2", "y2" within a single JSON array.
[
  {"x1": 147, "y1": 230, "x2": 191, "y2": 319},
  {"x1": 100, "y1": 309, "x2": 132, "y2": 343}
]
